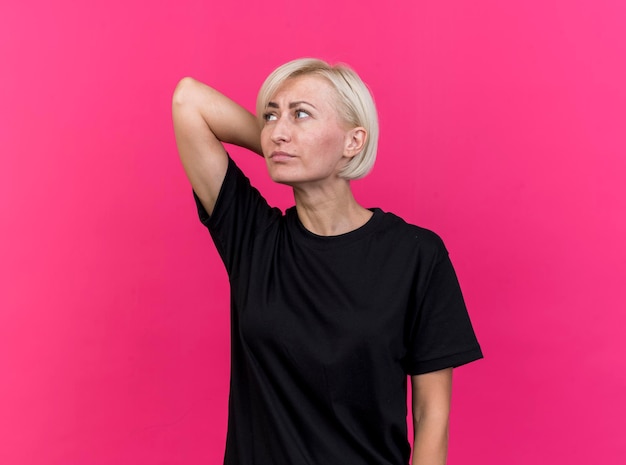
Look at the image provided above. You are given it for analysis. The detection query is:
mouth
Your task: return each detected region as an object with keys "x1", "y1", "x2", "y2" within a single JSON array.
[{"x1": 269, "y1": 151, "x2": 295, "y2": 162}]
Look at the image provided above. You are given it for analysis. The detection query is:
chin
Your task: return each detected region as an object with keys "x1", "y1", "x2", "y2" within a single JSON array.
[
  {"x1": 265, "y1": 164, "x2": 339, "y2": 188},
  {"x1": 266, "y1": 165, "x2": 301, "y2": 186},
  {"x1": 268, "y1": 174, "x2": 299, "y2": 187}
]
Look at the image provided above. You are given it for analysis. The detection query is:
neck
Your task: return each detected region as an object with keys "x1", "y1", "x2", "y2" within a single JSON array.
[{"x1": 292, "y1": 180, "x2": 372, "y2": 236}]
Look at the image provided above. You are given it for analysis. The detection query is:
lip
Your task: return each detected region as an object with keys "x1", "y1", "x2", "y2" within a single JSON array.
[{"x1": 269, "y1": 151, "x2": 295, "y2": 162}]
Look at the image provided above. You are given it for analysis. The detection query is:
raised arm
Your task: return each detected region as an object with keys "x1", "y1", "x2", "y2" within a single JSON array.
[
  {"x1": 172, "y1": 77, "x2": 263, "y2": 215},
  {"x1": 411, "y1": 368, "x2": 453, "y2": 465}
]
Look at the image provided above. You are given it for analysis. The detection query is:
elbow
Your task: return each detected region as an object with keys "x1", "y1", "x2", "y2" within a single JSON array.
[{"x1": 172, "y1": 76, "x2": 198, "y2": 107}]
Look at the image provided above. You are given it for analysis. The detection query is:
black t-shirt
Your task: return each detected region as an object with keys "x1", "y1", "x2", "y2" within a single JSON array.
[{"x1": 194, "y1": 156, "x2": 482, "y2": 465}]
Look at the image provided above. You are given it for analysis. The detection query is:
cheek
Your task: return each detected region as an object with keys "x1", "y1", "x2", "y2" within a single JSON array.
[{"x1": 316, "y1": 131, "x2": 346, "y2": 156}]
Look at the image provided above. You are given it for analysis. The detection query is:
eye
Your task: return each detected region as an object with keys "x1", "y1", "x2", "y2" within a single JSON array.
[
  {"x1": 295, "y1": 109, "x2": 310, "y2": 119},
  {"x1": 263, "y1": 113, "x2": 277, "y2": 122}
]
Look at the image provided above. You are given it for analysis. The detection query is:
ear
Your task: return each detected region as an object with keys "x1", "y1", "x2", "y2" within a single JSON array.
[{"x1": 343, "y1": 127, "x2": 367, "y2": 158}]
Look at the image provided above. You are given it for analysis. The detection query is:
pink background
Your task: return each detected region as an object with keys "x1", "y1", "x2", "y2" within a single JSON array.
[{"x1": 1, "y1": 1, "x2": 625, "y2": 464}]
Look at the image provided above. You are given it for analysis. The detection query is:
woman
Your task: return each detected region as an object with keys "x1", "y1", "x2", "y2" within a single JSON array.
[{"x1": 172, "y1": 58, "x2": 482, "y2": 465}]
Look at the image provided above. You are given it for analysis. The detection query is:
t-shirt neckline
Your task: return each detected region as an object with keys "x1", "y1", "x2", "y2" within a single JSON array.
[{"x1": 286, "y1": 207, "x2": 384, "y2": 248}]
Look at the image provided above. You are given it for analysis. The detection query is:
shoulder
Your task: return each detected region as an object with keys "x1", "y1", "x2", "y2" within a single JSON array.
[{"x1": 375, "y1": 209, "x2": 448, "y2": 261}]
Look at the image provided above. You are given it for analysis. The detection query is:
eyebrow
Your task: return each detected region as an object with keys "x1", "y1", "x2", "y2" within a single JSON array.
[{"x1": 266, "y1": 101, "x2": 317, "y2": 109}]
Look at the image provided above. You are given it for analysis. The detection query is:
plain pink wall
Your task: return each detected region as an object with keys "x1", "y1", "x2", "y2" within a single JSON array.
[{"x1": 1, "y1": 1, "x2": 625, "y2": 464}]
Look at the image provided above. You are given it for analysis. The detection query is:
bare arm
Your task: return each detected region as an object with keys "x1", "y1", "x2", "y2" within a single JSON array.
[
  {"x1": 172, "y1": 77, "x2": 262, "y2": 215},
  {"x1": 411, "y1": 368, "x2": 453, "y2": 465}
]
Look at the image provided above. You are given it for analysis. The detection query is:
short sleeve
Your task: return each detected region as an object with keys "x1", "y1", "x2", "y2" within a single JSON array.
[
  {"x1": 404, "y1": 249, "x2": 483, "y2": 375},
  {"x1": 193, "y1": 156, "x2": 281, "y2": 277}
]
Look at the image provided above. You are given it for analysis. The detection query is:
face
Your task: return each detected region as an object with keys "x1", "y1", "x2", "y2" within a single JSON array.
[{"x1": 260, "y1": 74, "x2": 358, "y2": 187}]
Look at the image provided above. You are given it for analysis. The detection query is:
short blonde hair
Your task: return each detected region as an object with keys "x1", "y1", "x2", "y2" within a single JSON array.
[{"x1": 256, "y1": 58, "x2": 379, "y2": 180}]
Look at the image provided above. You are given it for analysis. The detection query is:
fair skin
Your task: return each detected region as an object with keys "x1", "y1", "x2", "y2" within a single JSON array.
[
  {"x1": 172, "y1": 74, "x2": 452, "y2": 464},
  {"x1": 412, "y1": 368, "x2": 453, "y2": 465},
  {"x1": 260, "y1": 75, "x2": 371, "y2": 235}
]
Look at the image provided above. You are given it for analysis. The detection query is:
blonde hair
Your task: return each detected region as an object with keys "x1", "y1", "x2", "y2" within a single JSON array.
[{"x1": 256, "y1": 58, "x2": 379, "y2": 180}]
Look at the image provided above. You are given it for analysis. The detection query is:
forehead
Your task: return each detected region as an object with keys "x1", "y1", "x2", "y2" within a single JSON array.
[{"x1": 269, "y1": 74, "x2": 338, "y2": 106}]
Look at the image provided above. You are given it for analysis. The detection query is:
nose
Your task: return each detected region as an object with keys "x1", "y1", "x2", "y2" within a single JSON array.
[{"x1": 269, "y1": 116, "x2": 291, "y2": 144}]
